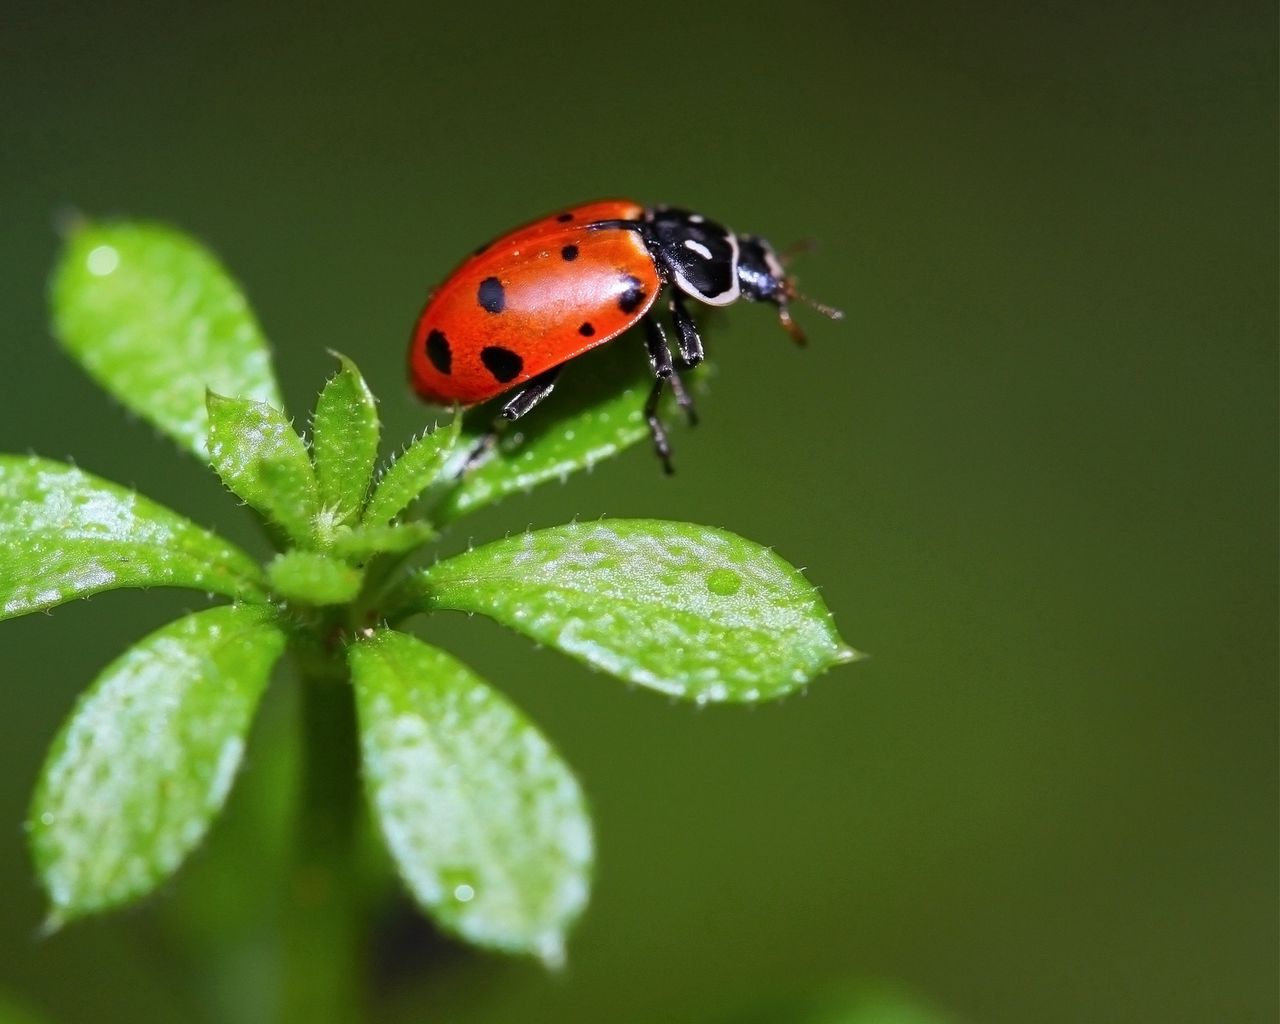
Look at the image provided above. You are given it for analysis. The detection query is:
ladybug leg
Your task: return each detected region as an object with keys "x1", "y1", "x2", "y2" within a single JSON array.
[
  {"x1": 665, "y1": 372, "x2": 697, "y2": 428},
  {"x1": 456, "y1": 368, "x2": 562, "y2": 476},
  {"x1": 667, "y1": 292, "x2": 701, "y2": 427},
  {"x1": 644, "y1": 379, "x2": 674, "y2": 475},
  {"x1": 669, "y1": 290, "x2": 705, "y2": 368},
  {"x1": 500, "y1": 366, "x2": 562, "y2": 421},
  {"x1": 641, "y1": 314, "x2": 677, "y2": 474},
  {"x1": 458, "y1": 430, "x2": 499, "y2": 475},
  {"x1": 642, "y1": 311, "x2": 674, "y2": 378}
]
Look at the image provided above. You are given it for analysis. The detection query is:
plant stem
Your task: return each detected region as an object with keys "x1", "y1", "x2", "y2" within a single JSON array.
[{"x1": 281, "y1": 652, "x2": 365, "y2": 1024}]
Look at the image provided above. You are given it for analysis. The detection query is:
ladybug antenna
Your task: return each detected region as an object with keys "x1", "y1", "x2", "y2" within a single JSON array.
[
  {"x1": 796, "y1": 290, "x2": 845, "y2": 321},
  {"x1": 777, "y1": 286, "x2": 843, "y2": 347},
  {"x1": 777, "y1": 237, "x2": 819, "y2": 265},
  {"x1": 777, "y1": 303, "x2": 808, "y2": 346}
]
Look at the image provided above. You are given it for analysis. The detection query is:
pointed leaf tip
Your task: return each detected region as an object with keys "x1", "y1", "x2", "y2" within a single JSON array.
[
  {"x1": 361, "y1": 417, "x2": 461, "y2": 527},
  {"x1": 311, "y1": 353, "x2": 380, "y2": 528},
  {"x1": 51, "y1": 221, "x2": 282, "y2": 458},
  {"x1": 206, "y1": 391, "x2": 319, "y2": 545},
  {"x1": 412, "y1": 519, "x2": 853, "y2": 703}
]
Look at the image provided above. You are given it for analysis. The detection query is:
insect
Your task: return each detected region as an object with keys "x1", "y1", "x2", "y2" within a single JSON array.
[{"x1": 407, "y1": 199, "x2": 841, "y2": 472}]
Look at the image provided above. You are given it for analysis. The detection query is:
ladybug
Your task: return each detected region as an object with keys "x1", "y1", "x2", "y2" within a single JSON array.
[{"x1": 408, "y1": 199, "x2": 841, "y2": 472}]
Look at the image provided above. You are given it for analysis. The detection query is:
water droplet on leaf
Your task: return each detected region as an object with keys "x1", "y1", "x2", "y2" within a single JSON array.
[
  {"x1": 86, "y1": 245, "x2": 120, "y2": 276},
  {"x1": 705, "y1": 568, "x2": 742, "y2": 596},
  {"x1": 440, "y1": 866, "x2": 478, "y2": 906}
]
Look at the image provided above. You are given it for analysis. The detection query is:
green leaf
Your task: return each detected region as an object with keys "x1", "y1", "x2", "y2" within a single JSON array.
[
  {"x1": 329, "y1": 521, "x2": 436, "y2": 562},
  {"x1": 29, "y1": 604, "x2": 286, "y2": 924},
  {"x1": 51, "y1": 220, "x2": 282, "y2": 458},
  {"x1": 206, "y1": 391, "x2": 319, "y2": 545},
  {"x1": 267, "y1": 550, "x2": 362, "y2": 605},
  {"x1": 311, "y1": 352, "x2": 380, "y2": 526},
  {"x1": 434, "y1": 342, "x2": 681, "y2": 523},
  {"x1": 407, "y1": 519, "x2": 856, "y2": 703},
  {"x1": 0, "y1": 455, "x2": 266, "y2": 621},
  {"x1": 361, "y1": 417, "x2": 461, "y2": 526},
  {"x1": 349, "y1": 630, "x2": 592, "y2": 964}
]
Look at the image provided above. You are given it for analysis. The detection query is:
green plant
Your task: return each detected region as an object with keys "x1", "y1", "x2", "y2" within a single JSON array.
[{"x1": 2, "y1": 220, "x2": 855, "y2": 1020}]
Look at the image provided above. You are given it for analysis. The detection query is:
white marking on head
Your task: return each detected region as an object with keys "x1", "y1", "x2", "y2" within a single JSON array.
[
  {"x1": 683, "y1": 238, "x2": 713, "y2": 260},
  {"x1": 688, "y1": 213, "x2": 705, "y2": 223}
]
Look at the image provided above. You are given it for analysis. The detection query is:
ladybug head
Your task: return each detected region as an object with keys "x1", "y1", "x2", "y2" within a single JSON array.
[{"x1": 736, "y1": 235, "x2": 843, "y2": 346}]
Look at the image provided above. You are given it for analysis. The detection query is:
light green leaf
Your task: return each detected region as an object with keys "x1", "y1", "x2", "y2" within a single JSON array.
[
  {"x1": 51, "y1": 220, "x2": 282, "y2": 458},
  {"x1": 311, "y1": 352, "x2": 380, "y2": 526},
  {"x1": 29, "y1": 604, "x2": 286, "y2": 924},
  {"x1": 329, "y1": 521, "x2": 436, "y2": 562},
  {"x1": 407, "y1": 519, "x2": 856, "y2": 703},
  {"x1": 361, "y1": 417, "x2": 461, "y2": 526},
  {"x1": 206, "y1": 391, "x2": 319, "y2": 545},
  {"x1": 349, "y1": 630, "x2": 592, "y2": 964},
  {"x1": 435, "y1": 344, "x2": 665, "y2": 522},
  {"x1": 267, "y1": 550, "x2": 362, "y2": 605},
  {"x1": 0, "y1": 455, "x2": 265, "y2": 621}
]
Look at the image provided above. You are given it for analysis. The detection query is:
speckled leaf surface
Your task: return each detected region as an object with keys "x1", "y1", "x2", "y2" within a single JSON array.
[
  {"x1": 51, "y1": 221, "x2": 282, "y2": 458},
  {"x1": 266, "y1": 550, "x2": 362, "y2": 605},
  {"x1": 349, "y1": 630, "x2": 592, "y2": 964},
  {"x1": 311, "y1": 353, "x2": 380, "y2": 526},
  {"x1": 440, "y1": 363, "x2": 660, "y2": 524},
  {"x1": 411, "y1": 520, "x2": 856, "y2": 703},
  {"x1": 29, "y1": 604, "x2": 286, "y2": 924},
  {"x1": 0, "y1": 455, "x2": 266, "y2": 621},
  {"x1": 362, "y1": 418, "x2": 460, "y2": 527},
  {"x1": 206, "y1": 392, "x2": 319, "y2": 545}
]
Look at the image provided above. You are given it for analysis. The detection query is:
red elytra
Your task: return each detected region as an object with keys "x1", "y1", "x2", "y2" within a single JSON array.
[{"x1": 408, "y1": 198, "x2": 840, "y2": 472}]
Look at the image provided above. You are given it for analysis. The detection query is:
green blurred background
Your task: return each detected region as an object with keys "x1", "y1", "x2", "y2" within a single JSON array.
[{"x1": 1, "y1": 2, "x2": 1275, "y2": 1022}]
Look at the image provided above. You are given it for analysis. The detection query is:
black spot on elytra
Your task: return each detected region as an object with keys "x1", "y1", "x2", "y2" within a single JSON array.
[
  {"x1": 578, "y1": 322, "x2": 595, "y2": 337},
  {"x1": 480, "y1": 346, "x2": 523, "y2": 383},
  {"x1": 425, "y1": 329, "x2": 452, "y2": 375},
  {"x1": 477, "y1": 277, "x2": 505, "y2": 314},
  {"x1": 556, "y1": 212, "x2": 574, "y2": 222},
  {"x1": 618, "y1": 274, "x2": 646, "y2": 314},
  {"x1": 560, "y1": 244, "x2": 579, "y2": 261}
]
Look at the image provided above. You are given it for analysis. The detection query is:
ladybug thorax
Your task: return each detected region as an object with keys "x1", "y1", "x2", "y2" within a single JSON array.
[
  {"x1": 640, "y1": 207, "x2": 789, "y2": 311},
  {"x1": 641, "y1": 207, "x2": 742, "y2": 307}
]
